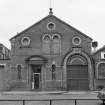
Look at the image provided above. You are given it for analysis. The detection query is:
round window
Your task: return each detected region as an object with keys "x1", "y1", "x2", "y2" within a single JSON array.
[
  {"x1": 21, "y1": 37, "x2": 30, "y2": 46},
  {"x1": 47, "y1": 22, "x2": 56, "y2": 30},
  {"x1": 72, "y1": 36, "x2": 81, "y2": 45}
]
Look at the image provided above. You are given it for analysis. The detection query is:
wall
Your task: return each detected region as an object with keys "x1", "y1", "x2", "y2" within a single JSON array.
[
  {"x1": 92, "y1": 48, "x2": 105, "y2": 90},
  {"x1": 9, "y1": 15, "x2": 93, "y2": 91}
]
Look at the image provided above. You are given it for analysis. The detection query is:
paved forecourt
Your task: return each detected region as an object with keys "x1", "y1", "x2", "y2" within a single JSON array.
[{"x1": 0, "y1": 91, "x2": 102, "y2": 105}]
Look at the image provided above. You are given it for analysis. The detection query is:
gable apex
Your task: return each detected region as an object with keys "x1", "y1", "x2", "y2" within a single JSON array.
[{"x1": 10, "y1": 14, "x2": 92, "y2": 41}]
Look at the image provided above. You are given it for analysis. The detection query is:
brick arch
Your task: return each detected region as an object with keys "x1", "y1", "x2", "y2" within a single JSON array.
[
  {"x1": 66, "y1": 54, "x2": 88, "y2": 65},
  {"x1": 63, "y1": 51, "x2": 94, "y2": 90}
]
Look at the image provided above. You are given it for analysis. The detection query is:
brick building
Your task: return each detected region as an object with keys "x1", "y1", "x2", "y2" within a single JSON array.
[{"x1": 0, "y1": 10, "x2": 105, "y2": 91}]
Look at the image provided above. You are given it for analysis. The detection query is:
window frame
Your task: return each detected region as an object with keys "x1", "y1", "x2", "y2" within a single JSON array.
[{"x1": 97, "y1": 61, "x2": 105, "y2": 79}]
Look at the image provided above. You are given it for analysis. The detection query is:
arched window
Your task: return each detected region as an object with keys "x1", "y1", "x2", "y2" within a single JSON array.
[
  {"x1": 21, "y1": 37, "x2": 30, "y2": 47},
  {"x1": 52, "y1": 34, "x2": 61, "y2": 54},
  {"x1": 42, "y1": 34, "x2": 51, "y2": 54},
  {"x1": 97, "y1": 62, "x2": 105, "y2": 79}
]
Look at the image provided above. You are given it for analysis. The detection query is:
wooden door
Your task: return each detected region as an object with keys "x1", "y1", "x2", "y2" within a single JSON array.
[{"x1": 67, "y1": 65, "x2": 89, "y2": 91}]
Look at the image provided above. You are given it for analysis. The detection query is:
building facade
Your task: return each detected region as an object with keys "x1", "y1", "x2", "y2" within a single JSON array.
[{"x1": 0, "y1": 11, "x2": 105, "y2": 91}]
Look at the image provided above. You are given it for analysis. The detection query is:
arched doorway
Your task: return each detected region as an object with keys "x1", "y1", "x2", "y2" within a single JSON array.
[
  {"x1": 63, "y1": 51, "x2": 94, "y2": 91},
  {"x1": 66, "y1": 54, "x2": 89, "y2": 90}
]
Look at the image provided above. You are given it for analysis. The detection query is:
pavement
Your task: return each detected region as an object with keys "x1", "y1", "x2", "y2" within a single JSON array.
[
  {"x1": 0, "y1": 91, "x2": 102, "y2": 105},
  {"x1": 0, "y1": 91, "x2": 99, "y2": 100}
]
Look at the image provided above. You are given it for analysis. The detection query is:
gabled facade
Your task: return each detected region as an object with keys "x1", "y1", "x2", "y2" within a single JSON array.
[{"x1": 0, "y1": 11, "x2": 105, "y2": 91}]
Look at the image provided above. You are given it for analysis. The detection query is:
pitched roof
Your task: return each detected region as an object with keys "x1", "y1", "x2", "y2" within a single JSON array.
[
  {"x1": 93, "y1": 45, "x2": 105, "y2": 55},
  {"x1": 10, "y1": 14, "x2": 92, "y2": 41}
]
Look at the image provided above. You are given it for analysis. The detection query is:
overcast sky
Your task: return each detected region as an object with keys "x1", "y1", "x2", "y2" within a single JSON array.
[{"x1": 0, "y1": 0, "x2": 105, "y2": 49}]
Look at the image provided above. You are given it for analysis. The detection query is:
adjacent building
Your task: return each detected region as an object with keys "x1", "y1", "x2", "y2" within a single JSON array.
[{"x1": 0, "y1": 10, "x2": 105, "y2": 91}]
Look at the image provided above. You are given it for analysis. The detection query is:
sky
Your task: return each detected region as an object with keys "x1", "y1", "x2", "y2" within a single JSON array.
[{"x1": 0, "y1": 0, "x2": 105, "y2": 49}]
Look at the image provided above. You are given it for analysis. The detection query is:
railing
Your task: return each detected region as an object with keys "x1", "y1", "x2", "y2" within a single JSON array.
[{"x1": 0, "y1": 99, "x2": 105, "y2": 105}]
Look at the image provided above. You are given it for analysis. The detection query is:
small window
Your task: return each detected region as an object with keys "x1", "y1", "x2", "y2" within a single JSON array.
[
  {"x1": 72, "y1": 36, "x2": 81, "y2": 45},
  {"x1": 21, "y1": 37, "x2": 30, "y2": 47},
  {"x1": 47, "y1": 22, "x2": 56, "y2": 30},
  {"x1": 17, "y1": 64, "x2": 22, "y2": 80}
]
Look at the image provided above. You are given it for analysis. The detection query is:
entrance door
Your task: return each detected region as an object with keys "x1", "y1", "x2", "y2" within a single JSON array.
[
  {"x1": 31, "y1": 65, "x2": 41, "y2": 90},
  {"x1": 67, "y1": 65, "x2": 89, "y2": 91},
  {"x1": 33, "y1": 73, "x2": 40, "y2": 89}
]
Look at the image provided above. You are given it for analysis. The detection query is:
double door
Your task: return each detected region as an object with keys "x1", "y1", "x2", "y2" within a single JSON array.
[{"x1": 67, "y1": 65, "x2": 89, "y2": 91}]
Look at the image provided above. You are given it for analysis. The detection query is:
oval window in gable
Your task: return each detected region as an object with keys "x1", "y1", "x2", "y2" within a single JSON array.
[{"x1": 21, "y1": 37, "x2": 31, "y2": 47}]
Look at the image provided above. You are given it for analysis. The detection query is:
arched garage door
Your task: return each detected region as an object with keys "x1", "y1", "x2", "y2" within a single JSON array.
[{"x1": 66, "y1": 54, "x2": 89, "y2": 91}]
